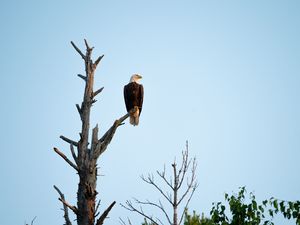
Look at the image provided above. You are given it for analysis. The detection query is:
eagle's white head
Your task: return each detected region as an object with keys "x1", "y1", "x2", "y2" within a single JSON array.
[{"x1": 130, "y1": 74, "x2": 143, "y2": 83}]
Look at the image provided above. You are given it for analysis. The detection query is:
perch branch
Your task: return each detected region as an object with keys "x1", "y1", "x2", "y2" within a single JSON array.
[
  {"x1": 53, "y1": 185, "x2": 73, "y2": 225},
  {"x1": 99, "y1": 109, "x2": 135, "y2": 143},
  {"x1": 95, "y1": 201, "x2": 116, "y2": 225},
  {"x1": 93, "y1": 112, "x2": 130, "y2": 159},
  {"x1": 53, "y1": 147, "x2": 78, "y2": 171},
  {"x1": 99, "y1": 113, "x2": 129, "y2": 143}
]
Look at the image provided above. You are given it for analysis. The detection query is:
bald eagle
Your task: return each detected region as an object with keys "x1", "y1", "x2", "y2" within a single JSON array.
[{"x1": 124, "y1": 74, "x2": 144, "y2": 126}]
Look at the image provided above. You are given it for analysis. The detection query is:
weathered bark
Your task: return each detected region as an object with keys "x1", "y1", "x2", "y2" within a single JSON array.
[{"x1": 54, "y1": 40, "x2": 130, "y2": 225}]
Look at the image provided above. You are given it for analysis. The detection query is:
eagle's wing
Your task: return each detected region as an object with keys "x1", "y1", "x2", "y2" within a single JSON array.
[
  {"x1": 138, "y1": 84, "x2": 144, "y2": 115},
  {"x1": 123, "y1": 85, "x2": 131, "y2": 112}
]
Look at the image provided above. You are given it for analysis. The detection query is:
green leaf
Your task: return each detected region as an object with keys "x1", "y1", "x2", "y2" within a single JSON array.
[
  {"x1": 221, "y1": 205, "x2": 226, "y2": 212},
  {"x1": 288, "y1": 201, "x2": 294, "y2": 210},
  {"x1": 273, "y1": 200, "x2": 278, "y2": 210},
  {"x1": 252, "y1": 200, "x2": 257, "y2": 210},
  {"x1": 259, "y1": 205, "x2": 264, "y2": 213},
  {"x1": 269, "y1": 209, "x2": 274, "y2": 217},
  {"x1": 280, "y1": 201, "x2": 285, "y2": 212},
  {"x1": 292, "y1": 211, "x2": 298, "y2": 219},
  {"x1": 263, "y1": 200, "x2": 268, "y2": 206}
]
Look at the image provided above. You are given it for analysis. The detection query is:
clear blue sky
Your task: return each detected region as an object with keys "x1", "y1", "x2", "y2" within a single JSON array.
[{"x1": 0, "y1": 1, "x2": 299, "y2": 225}]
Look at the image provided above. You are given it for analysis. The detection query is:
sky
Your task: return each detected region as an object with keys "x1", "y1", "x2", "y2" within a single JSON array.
[{"x1": 0, "y1": 0, "x2": 299, "y2": 225}]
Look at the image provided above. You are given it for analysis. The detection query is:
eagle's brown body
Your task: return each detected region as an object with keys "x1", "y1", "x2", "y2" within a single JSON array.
[{"x1": 124, "y1": 81, "x2": 144, "y2": 126}]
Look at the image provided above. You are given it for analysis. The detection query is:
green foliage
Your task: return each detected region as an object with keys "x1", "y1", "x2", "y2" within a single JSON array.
[
  {"x1": 184, "y1": 211, "x2": 214, "y2": 225},
  {"x1": 141, "y1": 188, "x2": 300, "y2": 225},
  {"x1": 209, "y1": 187, "x2": 300, "y2": 225},
  {"x1": 269, "y1": 198, "x2": 300, "y2": 223}
]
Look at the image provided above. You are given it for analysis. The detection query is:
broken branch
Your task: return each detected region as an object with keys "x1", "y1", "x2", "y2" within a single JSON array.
[
  {"x1": 77, "y1": 74, "x2": 87, "y2": 81},
  {"x1": 59, "y1": 197, "x2": 78, "y2": 215},
  {"x1": 84, "y1": 39, "x2": 93, "y2": 51},
  {"x1": 70, "y1": 144, "x2": 78, "y2": 165},
  {"x1": 93, "y1": 87, "x2": 104, "y2": 98},
  {"x1": 53, "y1": 185, "x2": 73, "y2": 225},
  {"x1": 94, "y1": 55, "x2": 104, "y2": 67},
  {"x1": 60, "y1": 135, "x2": 78, "y2": 147},
  {"x1": 53, "y1": 147, "x2": 78, "y2": 171},
  {"x1": 71, "y1": 41, "x2": 85, "y2": 60},
  {"x1": 95, "y1": 201, "x2": 116, "y2": 225},
  {"x1": 93, "y1": 112, "x2": 130, "y2": 159}
]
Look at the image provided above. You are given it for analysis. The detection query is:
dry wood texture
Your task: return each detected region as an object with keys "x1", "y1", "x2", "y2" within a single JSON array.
[{"x1": 53, "y1": 40, "x2": 130, "y2": 225}]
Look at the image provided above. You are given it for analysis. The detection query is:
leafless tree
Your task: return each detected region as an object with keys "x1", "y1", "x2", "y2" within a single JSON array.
[
  {"x1": 53, "y1": 40, "x2": 133, "y2": 225},
  {"x1": 121, "y1": 141, "x2": 198, "y2": 225}
]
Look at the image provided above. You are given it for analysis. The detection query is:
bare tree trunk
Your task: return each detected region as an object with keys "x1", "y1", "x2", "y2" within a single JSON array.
[
  {"x1": 173, "y1": 163, "x2": 178, "y2": 225},
  {"x1": 54, "y1": 40, "x2": 130, "y2": 225}
]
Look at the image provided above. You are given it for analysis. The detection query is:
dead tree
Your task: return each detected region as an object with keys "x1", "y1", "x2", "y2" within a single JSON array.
[
  {"x1": 53, "y1": 40, "x2": 131, "y2": 225},
  {"x1": 121, "y1": 141, "x2": 198, "y2": 225}
]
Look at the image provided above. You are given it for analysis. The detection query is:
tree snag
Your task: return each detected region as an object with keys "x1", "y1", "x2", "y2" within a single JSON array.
[{"x1": 53, "y1": 40, "x2": 131, "y2": 225}]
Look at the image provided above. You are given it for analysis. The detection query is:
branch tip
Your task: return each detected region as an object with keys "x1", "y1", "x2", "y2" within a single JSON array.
[
  {"x1": 77, "y1": 74, "x2": 86, "y2": 81},
  {"x1": 53, "y1": 147, "x2": 78, "y2": 171},
  {"x1": 70, "y1": 41, "x2": 85, "y2": 60},
  {"x1": 95, "y1": 55, "x2": 104, "y2": 66}
]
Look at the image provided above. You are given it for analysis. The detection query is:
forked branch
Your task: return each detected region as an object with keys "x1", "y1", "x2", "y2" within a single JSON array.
[
  {"x1": 134, "y1": 199, "x2": 172, "y2": 225},
  {"x1": 53, "y1": 147, "x2": 78, "y2": 171},
  {"x1": 60, "y1": 135, "x2": 78, "y2": 147},
  {"x1": 121, "y1": 201, "x2": 160, "y2": 225},
  {"x1": 123, "y1": 141, "x2": 198, "y2": 225},
  {"x1": 141, "y1": 174, "x2": 173, "y2": 205},
  {"x1": 96, "y1": 201, "x2": 116, "y2": 225},
  {"x1": 71, "y1": 41, "x2": 85, "y2": 60},
  {"x1": 53, "y1": 185, "x2": 73, "y2": 225},
  {"x1": 93, "y1": 112, "x2": 130, "y2": 159},
  {"x1": 93, "y1": 87, "x2": 104, "y2": 98}
]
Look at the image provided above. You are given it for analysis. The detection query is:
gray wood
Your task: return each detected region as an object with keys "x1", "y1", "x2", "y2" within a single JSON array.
[{"x1": 54, "y1": 40, "x2": 131, "y2": 225}]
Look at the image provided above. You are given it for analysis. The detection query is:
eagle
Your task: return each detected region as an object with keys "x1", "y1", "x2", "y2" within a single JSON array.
[{"x1": 123, "y1": 74, "x2": 144, "y2": 126}]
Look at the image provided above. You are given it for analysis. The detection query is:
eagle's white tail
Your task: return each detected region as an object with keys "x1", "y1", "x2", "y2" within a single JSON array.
[{"x1": 130, "y1": 106, "x2": 139, "y2": 126}]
